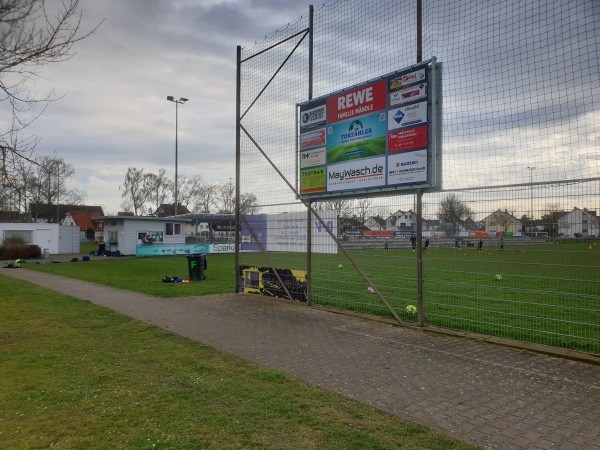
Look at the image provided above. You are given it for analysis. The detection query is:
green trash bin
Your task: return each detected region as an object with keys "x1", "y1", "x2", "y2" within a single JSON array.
[{"x1": 186, "y1": 253, "x2": 207, "y2": 281}]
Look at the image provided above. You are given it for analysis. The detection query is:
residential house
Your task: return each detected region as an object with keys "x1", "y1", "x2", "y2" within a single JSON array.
[
  {"x1": 463, "y1": 217, "x2": 484, "y2": 233},
  {"x1": 338, "y1": 216, "x2": 369, "y2": 237},
  {"x1": 422, "y1": 218, "x2": 443, "y2": 237},
  {"x1": 29, "y1": 203, "x2": 102, "y2": 224},
  {"x1": 482, "y1": 210, "x2": 522, "y2": 236},
  {"x1": 386, "y1": 210, "x2": 417, "y2": 231},
  {"x1": 154, "y1": 203, "x2": 191, "y2": 217},
  {"x1": 558, "y1": 208, "x2": 599, "y2": 237},
  {"x1": 364, "y1": 215, "x2": 386, "y2": 231},
  {"x1": 62, "y1": 208, "x2": 105, "y2": 240}
]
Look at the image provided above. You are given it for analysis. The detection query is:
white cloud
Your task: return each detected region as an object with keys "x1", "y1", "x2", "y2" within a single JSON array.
[{"x1": 15, "y1": 0, "x2": 316, "y2": 212}]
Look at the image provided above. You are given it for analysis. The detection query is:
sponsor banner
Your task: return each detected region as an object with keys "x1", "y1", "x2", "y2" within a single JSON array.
[
  {"x1": 135, "y1": 242, "x2": 238, "y2": 257},
  {"x1": 389, "y1": 68, "x2": 426, "y2": 91},
  {"x1": 300, "y1": 128, "x2": 326, "y2": 150},
  {"x1": 239, "y1": 212, "x2": 338, "y2": 254},
  {"x1": 388, "y1": 101, "x2": 428, "y2": 131},
  {"x1": 363, "y1": 230, "x2": 394, "y2": 238},
  {"x1": 327, "y1": 112, "x2": 387, "y2": 163},
  {"x1": 327, "y1": 156, "x2": 386, "y2": 192},
  {"x1": 469, "y1": 231, "x2": 489, "y2": 238},
  {"x1": 389, "y1": 82, "x2": 427, "y2": 106},
  {"x1": 388, "y1": 125, "x2": 428, "y2": 153},
  {"x1": 327, "y1": 80, "x2": 387, "y2": 124},
  {"x1": 299, "y1": 101, "x2": 326, "y2": 129},
  {"x1": 300, "y1": 147, "x2": 326, "y2": 168},
  {"x1": 267, "y1": 211, "x2": 337, "y2": 254},
  {"x1": 297, "y1": 60, "x2": 438, "y2": 199},
  {"x1": 387, "y1": 150, "x2": 427, "y2": 184},
  {"x1": 300, "y1": 166, "x2": 327, "y2": 194},
  {"x1": 240, "y1": 214, "x2": 267, "y2": 251}
]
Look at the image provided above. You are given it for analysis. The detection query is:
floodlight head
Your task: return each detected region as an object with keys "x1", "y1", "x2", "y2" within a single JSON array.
[
  {"x1": 167, "y1": 95, "x2": 174, "y2": 101},
  {"x1": 180, "y1": 98, "x2": 189, "y2": 103}
]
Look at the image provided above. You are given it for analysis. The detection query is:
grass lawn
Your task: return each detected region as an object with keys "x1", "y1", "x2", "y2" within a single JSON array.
[
  {"x1": 24, "y1": 253, "x2": 236, "y2": 298},
  {"x1": 0, "y1": 275, "x2": 479, "y2": 449}
]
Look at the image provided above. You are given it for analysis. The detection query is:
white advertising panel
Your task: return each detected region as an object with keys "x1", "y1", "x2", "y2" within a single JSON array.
[
  {"x1": 327, "y1": 157, "x2": 386, "y2": 192},
  {"x1": 389, "y1": 82, "x2": 427, "y2": 106},
  {"x1": 388, "y1": 101, "x2": 428, "y2": 131},
  {"x1": 267, "y1": 210, "x2": 337, "y2": 254},
  {"x1": 300, "y1": 103, "x2": 326, "y2": 129},
  {"x1": 387, "y1": 150, "x2": 428, "y2": 184},
  {"x1": 300, "y1": 128, "x2": 326, "y2": 149},
  {"x1": 300, "y1": 147, "x2": 327, "y2": 168}
]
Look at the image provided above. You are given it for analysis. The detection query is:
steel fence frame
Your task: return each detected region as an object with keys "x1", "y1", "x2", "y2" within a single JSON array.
[{"x1": 235, "y1": 0, "x2": 600, "y2": 356}]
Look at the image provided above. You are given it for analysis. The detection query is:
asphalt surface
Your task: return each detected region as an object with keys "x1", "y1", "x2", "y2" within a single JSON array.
[{"x1": 2, "y1": 266, "x2": 600, "y2": 450}]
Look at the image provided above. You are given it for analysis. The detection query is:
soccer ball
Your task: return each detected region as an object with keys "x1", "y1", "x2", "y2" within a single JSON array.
[
  {"x1": 406, "y1": 304, "x2": 417, "y2": 314},
  {"x1": 338, "y1": 264, "x2": 344, "y2": 269},
  {"x1": 495, "y1": 274, "x2": 503, "y2": 281},
  {"x1": 367, "y1": 286, "x2": 375, "y2": 294}
]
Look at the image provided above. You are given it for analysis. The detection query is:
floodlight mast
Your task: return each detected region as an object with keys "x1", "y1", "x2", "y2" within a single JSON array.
[{"x1": 166, "y1": 96, "x2": 189, "y2": 215}]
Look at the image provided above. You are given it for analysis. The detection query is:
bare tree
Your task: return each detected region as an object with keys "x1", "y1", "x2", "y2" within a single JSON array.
[
  {"x1": 437, "y1": 194, "x2": 473, "y2": 237},
  {"x1": 20, "y1": 155, "x2": 86, "y2": 220},
  {"x1": 6, "y1": 156, "x2": 36, "y2": 214},
  {"x1": 1, "y1": 0, "x2": 100, "y2": 182},
  {"x1": 217, "y1": 182, "x2": 235, "y2": 214},
  {"x1": 145, "y1": 168, "x2": 172, "y2": 215},
  {"x1": 177, "y1": 174, "x2": 203, "y2": 210},
  {"x1": 354, "y1": 197, "x2": 372, "y2": 223},
  {"x1": 240, "y1": 193, "x2": 260, "y2": 215},
  {"x1": 315, "y1": 198, "x2": 353, "y2": 218},
  {"x1": 120, "y1": 167, "x2": 151, "y2": 215},
  {"x1": 193, "y1": 183, "x2": 217, "y2": 213}
]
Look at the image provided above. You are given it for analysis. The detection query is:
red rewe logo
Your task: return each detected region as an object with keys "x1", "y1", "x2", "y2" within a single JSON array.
[{"x1": 327, "y1": 80, "x2": 387, "y2": 124}]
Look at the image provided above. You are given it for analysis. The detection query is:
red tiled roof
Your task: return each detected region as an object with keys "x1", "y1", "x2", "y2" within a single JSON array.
[{"x1": 68, "y1": 210, "x2": 104, "y2": 232}]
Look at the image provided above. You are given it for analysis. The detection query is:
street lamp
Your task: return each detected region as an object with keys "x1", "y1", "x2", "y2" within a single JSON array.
[
  {"x1": 48, "y1": 160, "x2": 61, "y2": 224},
  {"x1": 166, "y1": 96, "x2": 189, "y2": 216},
  {"x1": 229, "y1": 177, "x2": 233, "y2": 240},
  {"x1": 527, "y1": 166, "x2": 536, "y2": 231}
]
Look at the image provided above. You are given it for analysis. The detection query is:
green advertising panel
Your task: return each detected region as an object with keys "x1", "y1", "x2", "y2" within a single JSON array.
[{"x1": 300, "y1": 166, "x2": 326, "y2": 194}]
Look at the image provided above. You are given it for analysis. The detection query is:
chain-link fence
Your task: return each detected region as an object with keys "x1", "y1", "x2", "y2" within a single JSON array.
[{"x1": 237, "y1": 0, "x2": 600, "y2": 356}]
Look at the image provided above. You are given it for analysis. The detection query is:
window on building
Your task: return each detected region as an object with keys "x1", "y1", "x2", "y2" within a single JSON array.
[
  {"x1": 4, "y1": 230, "x2": 32, "y2": 242},
  {"x1": 166, "y1": 223, "x2": 182, "y2": 236}
]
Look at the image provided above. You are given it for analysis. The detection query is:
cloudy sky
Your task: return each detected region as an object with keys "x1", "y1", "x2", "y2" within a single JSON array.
[
  {"x1": 21, "y1": 0, "x2": 317, "y2": 213},
  {"x1": 10, "y1": 0, "x2": 600, "y2": 218}
]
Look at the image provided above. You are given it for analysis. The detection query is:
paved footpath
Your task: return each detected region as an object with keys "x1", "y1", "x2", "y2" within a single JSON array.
[{"x1": 3, "y1": 267, "x2": 600, "y2": 450}]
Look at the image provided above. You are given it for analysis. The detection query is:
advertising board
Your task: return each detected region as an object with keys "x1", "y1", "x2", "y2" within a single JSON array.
[{"x1": 297, "y1": 58, "x2": 441, "y2": 199}]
